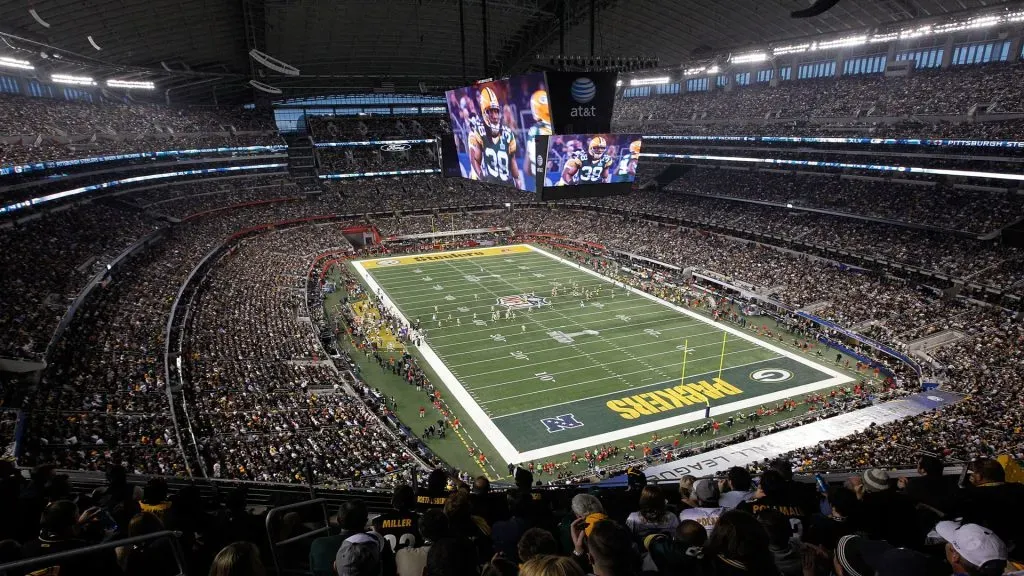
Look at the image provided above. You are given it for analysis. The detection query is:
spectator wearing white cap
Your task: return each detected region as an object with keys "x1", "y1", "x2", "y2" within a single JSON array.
[
  {"x1": 679, "y1": 479, "x2": 724, "y2": 536},
  {"x1": 934, "y1": 520, "x2": 1008, "y2": 576}
]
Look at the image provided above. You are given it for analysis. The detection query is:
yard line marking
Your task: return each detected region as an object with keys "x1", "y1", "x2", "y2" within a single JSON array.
[
  {"x1": 436, "y1": 324, "x2": 723, "y2": 368},
  {"x1": 428, "y1": 304, "x2": 686, "y2": 342},
  {"x1": 457, "y1": 329, "x2": 729, "y2": 377},
  {"x1": 477, "y1": 346, "x2": 768, "y2": 398},
  {"x1": 491, "y1": 356, "x2": 782, "y2": 419},
  {"x1": 437, "y1": 257, "x2": 644, "y2": 395},
  {"x1": 433, "y1": 315, "x2": 705, "y2": 354}
]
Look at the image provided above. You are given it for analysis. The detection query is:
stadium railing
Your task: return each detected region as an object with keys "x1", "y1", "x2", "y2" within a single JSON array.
[
  {"x1": 265, "y1": 498, "x2": 332, "y2": 576},
  {"x1": 0, "y1": 530, "x2": 186, "y2": 575}
]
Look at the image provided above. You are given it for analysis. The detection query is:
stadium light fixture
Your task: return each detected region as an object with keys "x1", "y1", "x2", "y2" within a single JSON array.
[
  {"x1": 773, "y1": 43, "x2": 810, "y2": 56},
  {"x1": 52, "y1": 74, "x2": 96, "y2": 86},
  {"x1": 630, "y1": 76, "x2": 670, "y2": 86},
  {"x1": 0, "y1": 56, "x2": 33, "y2": 70},
  {"x1": 616, "y1": 79, "x2": 623, "y2": 86},
  {"x1": 816, "y1": 35, "x2": 867, "y2": 50},
  {"x1": 683, "y1": 66, "x2": 708, "y2": 76},
  {"x1": 706, "y1": 65, "x2": 720, "y2": 74},
  {"x1": 730, "y1": 52, "x2": 768, "y2": 64},
  {"x1": 107, "y1": 79, "x2": 155, "y2": 89}
]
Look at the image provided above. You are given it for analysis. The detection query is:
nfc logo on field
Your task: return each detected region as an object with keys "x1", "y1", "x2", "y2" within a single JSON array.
[{"x1": 541, "y1": 414, "x2": 584, "y2": 433}]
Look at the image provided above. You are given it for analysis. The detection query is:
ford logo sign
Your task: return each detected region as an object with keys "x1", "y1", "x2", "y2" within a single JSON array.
[{"x1": 380, "y1": 143, "x2": 412, "y2": 152}]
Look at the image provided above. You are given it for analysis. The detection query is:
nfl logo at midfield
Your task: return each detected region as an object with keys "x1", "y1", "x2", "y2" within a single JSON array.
[{"x1": 497, "y1": 294, "x2": 550, "y2": 310}]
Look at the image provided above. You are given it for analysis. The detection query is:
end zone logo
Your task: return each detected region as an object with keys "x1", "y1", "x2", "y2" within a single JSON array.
[
  {"x1": 541, "y1": 413, "x2": 584, "y2": 433},
  {"x1": 750, "y1": 368, "x2": 793, "y2": 383},
  {"x1": 376, "y1": 259, "x2": 401, "y2": 266},
  {"x1": 497, "y1": 294, "x2": 550, "y2": 310}
]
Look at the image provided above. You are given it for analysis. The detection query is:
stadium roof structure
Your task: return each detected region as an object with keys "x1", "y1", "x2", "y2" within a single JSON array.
[{"x1": 0, "y1": 0, "x2": 1021, "y2": 104}]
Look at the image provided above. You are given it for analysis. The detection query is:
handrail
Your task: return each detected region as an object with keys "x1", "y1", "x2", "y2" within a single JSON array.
[
  {"x1": 0, "y1": 530, "x2": 185, "y2": 574},
  {"x1": 265, "y1": 498, "x2": 331, "y2": 576}
]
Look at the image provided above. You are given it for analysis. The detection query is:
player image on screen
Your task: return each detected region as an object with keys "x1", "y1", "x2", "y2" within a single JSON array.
[
  {"x1": 468, "y1": 87, "x2": 522, "y2": 188},
  {"x1": 445, "y1": 73, "x2": 549, "y2": 192},
  {"x1": 544, "y1": 133, "x2": 642, "y2": 187},
  {"x1": 525, "y1": 90, "x2": 552, "y2": 181},
  {"x1": 613, "y1": 139, "x2": 643, "y2": 183}
]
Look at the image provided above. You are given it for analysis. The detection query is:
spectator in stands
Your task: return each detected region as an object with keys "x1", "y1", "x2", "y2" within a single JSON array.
[
  {"x1": 756, "y1": 510, "x2": 801, "y2": 576},
  {"x1": 719, "y1": 467, "x2": 756, "y2": 509},
  {"x1": 373, "y1": 484, "x2": 420, "y2": 551},
  {"x1": 934, "y1": 520, "x2": 1008, "y2": 576},
  {"x1": 471, "y1": 476, "x2": 499, "y2": 525},
  {"x1": 680, "y1": 479, "x2": 725, "y2": 536},
  {"x1": 950, "y1": 458, "x2": 1024, "y2": 558},
  {"x1": 574, "y1": 519, "x2": 640, "y2": 576},
  {"x1": 559, "y1": 494, "x2": 607, "y2": 553},
  {"x1": 492, "y1": 490, "x2": 533, "y2": 561},
  {"x1": 139, "y1": 478, "x2": 172, "y2": 525},
  {"x1": 396, "y1": 509, "x2": 447, "y2": 576},
  {"x1": 678, "y1": 475, "x2": 697, "y2": 511},
  {"x1": 443, "y1": 489, "x2": 492, "y2": 566},
  {"x1": 520, "y1": 555, "x2": 586, "y2": 576},
  {"x1": 625, "y1": 485, "x2": 679, "y2": 538},
  {"x1": 517, "y1": 528, "x2": 558, "y2": 564},
  {"x1": 209, "y1": 541, "x2": 266, "y2": 576},
  {"x1": 640, "y1": 520, "x2": 706, "y2": 573},
  {"x1": 93, "y1": 465, "x2": 136, "y2": 512},
  {"x1": 898, "y1": 455, "x2": 948, "y2": 512},
  {"x1": 335, "y1": 525, "x2": 387, "y2": 576},
  {"x1": 310, "y1": 501, "x2": 373, "y2": 576},
  {"x1": 118, "y1": 512, "x2": 178, "y2": 576},
  {"x1": 648, "y1": 510, "x2": 779, "y2": 575},
  {"x1": 425, "y1": 536, "x2": 478, "y2": 576},
  {"x1": 854, "y1": 468, "x2": 917, "y2": 548},
  {"x1": 804, "y1": 486, "x2": 862, "y2": 550},
  {"x1": 20, "y1": 500, "x2": 120, "y2": 576},
  {"x1": 738, "y1": 470, "x2": 811, "y2": 529}
]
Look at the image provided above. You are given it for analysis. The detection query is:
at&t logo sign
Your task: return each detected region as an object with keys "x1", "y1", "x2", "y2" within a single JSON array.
[{"x1": 570, "y1": 77, "x2": 598, "y2": 118}]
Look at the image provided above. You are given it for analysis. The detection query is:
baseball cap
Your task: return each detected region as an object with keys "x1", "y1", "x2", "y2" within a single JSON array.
[
  {"x1": 335, "y1": 532, "x2": 382, "y2": 576},
  {"x1": 934, "y1": 520, "x2": 1008, "y2": 568},
  {"x1": 693, "y1": 478, "x2": 719, "y2": 504}
]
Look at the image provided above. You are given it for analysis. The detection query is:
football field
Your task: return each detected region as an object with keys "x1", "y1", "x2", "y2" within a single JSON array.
[{"x1": 352, "y1": 245, "x2": 853, "y2": 465}]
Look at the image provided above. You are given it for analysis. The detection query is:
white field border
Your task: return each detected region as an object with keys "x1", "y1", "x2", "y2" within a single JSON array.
[{"x1": 351, "y1": 244, "x2": 855, "y2": 464}]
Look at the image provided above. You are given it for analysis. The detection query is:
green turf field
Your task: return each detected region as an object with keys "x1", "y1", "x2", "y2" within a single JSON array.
[{"x1": 351, "y1": 244, "x2": 854, "y2": 465}]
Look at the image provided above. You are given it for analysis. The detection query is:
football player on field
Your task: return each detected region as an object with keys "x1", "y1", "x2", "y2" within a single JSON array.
[
  {"x1": 559, "y1": 136, "x2": 615, "y2": 185},
  {"x1": 468, "y1": 86, "x2": 523, "y2": 189}
]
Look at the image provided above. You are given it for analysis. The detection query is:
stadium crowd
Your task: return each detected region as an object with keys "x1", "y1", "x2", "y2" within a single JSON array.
[
  {"x1": 308, "y1": 115, "x2": 449, "y2": 142},
  {"x1": 613, "y1": 63, "x2": 1024, "y2": 125},
  {"x1": 184, "y1": 225, "x2": 421, "y2": 485},
  {"x1": 0, "y1": 453, "x2": 1021, "y2": 576},
  {"x1": 317, "y1": 145, "x2": 437, "y2": 175},
  {"x1": 644, "y1": 166, "x2": 1023, "y2": 234},
  {"x1": 0, "y1": 93, "x2": 274, "y2": 136},
  {"x1": 0, "y1": 133, "x2": 284, "y2": 169}
]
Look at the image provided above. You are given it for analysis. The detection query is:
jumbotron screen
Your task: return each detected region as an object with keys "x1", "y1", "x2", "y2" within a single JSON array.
[
  {"x1": 543, "y1": 133, "x2": 642, "y2": 187},
  {"x1": 444, "y1": 73, "x2": 551, "y2": 192}
]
